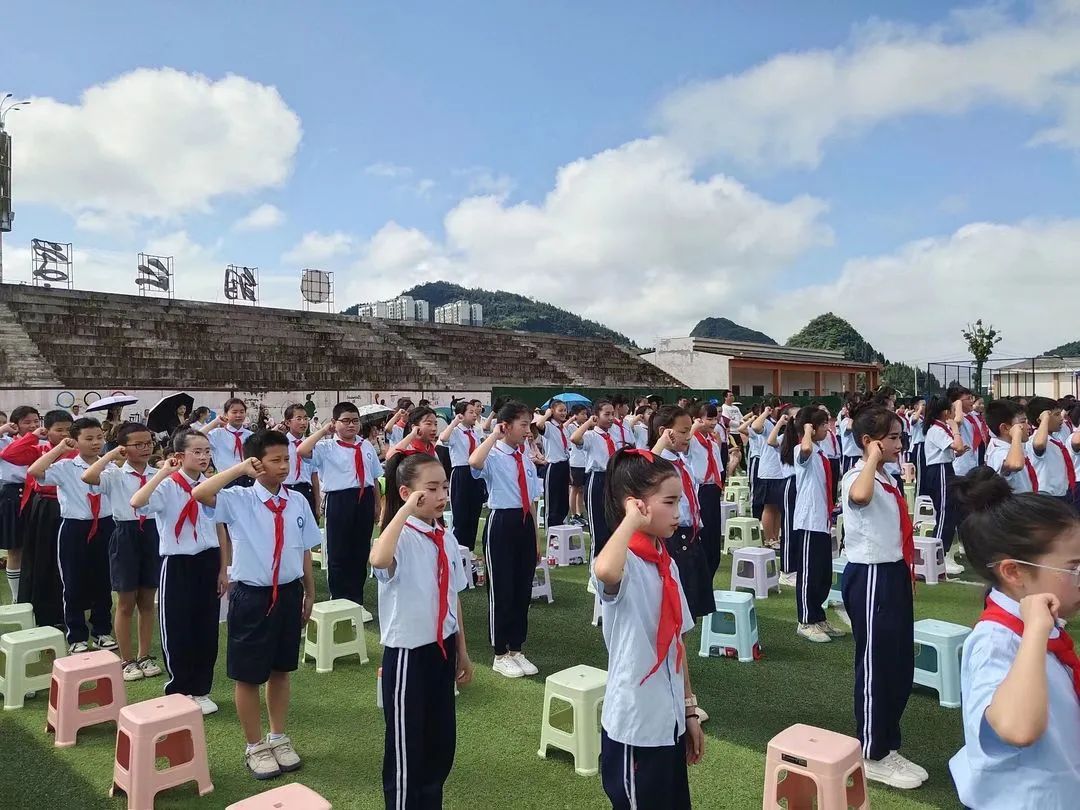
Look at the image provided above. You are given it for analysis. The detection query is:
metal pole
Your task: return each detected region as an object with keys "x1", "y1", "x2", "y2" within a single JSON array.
[{"x1": 0, "y1": 230, "x2": 4, "y2": 284}]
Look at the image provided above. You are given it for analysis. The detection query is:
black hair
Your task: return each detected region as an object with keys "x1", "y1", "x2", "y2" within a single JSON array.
[
  {"x1": 780, "y1": 405, "x2": 829, "y2": 465},
  {"x1": 69, "y1": 416, "x2": 102, "y2": 439},
  {"x1": 380, "y1": 452, "x2": 445, "y2": 532},
  {"x1": 850, "y1": 403, "x2": 902, "y2": 450},
  {"x1": 223, "y1": 397, "x2": 247, "y2": 413},
  {"x1": 923, "y1": 395, "x2": 952, "y2": 436},
  {"x1": 648, "y1": 404, "x2": 689, "y2": 448},
  {"x1": 763, "y1": 395, "x2": 781, "y2": 409},
  {"x1": 453, "y1": 400, "x2": 472, "y2": 416},
  {"x1": 955, "y1": 467, "x2": 1079, "y2": 585},
  {"x1": 603, "y1": 448, "x2": 679, "y2": 530},
  {"x1": 43, "y1": 409, "x2": 72, "y2": 429},
  {"x1": 192, "y1": 406, "x2": 210, "y2": 421},
  {"x1": 243, "y1": 429, "x2": 289, "y2": 460},
  {"x1": 1026, "y1": 396, "x2": 1059, "y2": 427},
  {"x1": 497, "y1": 400, "x2": 530, "y2": 424},
  {"x1": 284, "y1": 403, "x2": 306, "y2": 421},
  {"x1": 646, "y1": 395, "x2": 664, "y2": 407},
  {"x1": 593, "y1": 398, "x2": 614, "y2": 417},
  {"x1": 418, "y1": 399, "x2": 430, "y2": 408},
  {"x1": 947, "y1": 384, "x2": 972, "y2": 403},
  {"x1": 634, "y1": 404, "x2": 650, "y2": 417},
  {"x1": 408, "y1": 406, "x2": 438, "y2": 427},
  {"x1": 984, "y1": 400, "x2": 1023, "y2": 439},
  {"x1": 116, "y1": 421, "x2": 152, "y2": 445},
  {"x1": 871, "y1": 386, "x2": 897, "y2": 407},
  {"x1": 395, "y1": 397, "x2": 413, "y2": 411},
  {"x1": 548, "y1": 398, "x2": 566, "y2": 412},
  {"x1": 332, "y1": 401, "x2": 360, "y2": 420},
  {"x1": 10, "y1": 405, "x2": 39, "y2": 424},
  {"x1": 172, "y1": 428, "x2": 208, "y2": 454},
  {"x1": 611, "y1": 394, "x2": 629, "y2": 408},
  {"x1": 1070, "y1": 404, "x2": 1080, "y2": 427},
  {"x1": 569, "y1": 403, "x2": 588, "y2": 417}
]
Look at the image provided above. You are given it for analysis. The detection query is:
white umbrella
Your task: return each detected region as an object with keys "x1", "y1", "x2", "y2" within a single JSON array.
[
  {"x1": 85, "y1": 394, "x2": 138, "y2": 414},
  {"x1": 357, "y1": 404, "x2": 392, "y2": 418}
]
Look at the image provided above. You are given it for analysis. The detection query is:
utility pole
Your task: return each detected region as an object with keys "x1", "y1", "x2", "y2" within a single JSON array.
[{"x1": 0, "y1": 94, "x2": 32, "y2": 284}]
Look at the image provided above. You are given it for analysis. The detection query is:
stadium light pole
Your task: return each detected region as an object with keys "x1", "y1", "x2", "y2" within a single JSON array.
[{"x1": 0, "y1": 96, "x2": 30, "y2": 284}]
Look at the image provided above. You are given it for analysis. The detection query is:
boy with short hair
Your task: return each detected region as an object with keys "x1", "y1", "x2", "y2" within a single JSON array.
[
  {"x1": 566, "y1": 404, "x2": 590, "y2": 525},
  {"x1": 193, "y1": 431, "x2": 319, "y2": 780},
  {"x1": 440, "y1": 400, "x2": 486, "y2": 550},
  {"x1": 82, "y1": 422, "x2": 163, "y2": 680},
  {"x1": 984, "y1": 400, "x2": 1035, "y2": 494},
  {"x1": 28, "y1": 417, "x2": 116, "y2": 653},
  {"x1": 202, "y1": 398, "x2": 253, "y2": 481},
  {"x1": 1026, "y1": 397, "x2": 1078, "y2": 501},
  {"x1": 0, "y1": 405, "x2": 42, "y2": 600},
  {"x1": 131, "y1": 429, "x2": 223, "y2": 714},
  {"x1": 280, "y1": 403, "x2": 321, "y2": 520}
]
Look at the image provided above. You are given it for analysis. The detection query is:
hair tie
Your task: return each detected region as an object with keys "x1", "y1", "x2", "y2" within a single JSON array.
[{"x1": 623, "y1": 448, "x2": 655, "y2": 463}]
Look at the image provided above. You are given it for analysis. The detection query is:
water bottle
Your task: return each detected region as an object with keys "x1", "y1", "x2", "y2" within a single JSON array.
[
  {"x1": 376, "y1": 666, "x2": 383, "y2": 709},
  {"x1": 474, "y1": 557, "x2": 487, "y2": 588}
]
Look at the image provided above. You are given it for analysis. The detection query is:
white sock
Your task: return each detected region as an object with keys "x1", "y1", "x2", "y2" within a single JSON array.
[
  {"x1": 5, "y1": 569, "x2": 18, "y2": 601},
  {"x1": 268, "y1": 732, "x2": 285, "y2": 742},
  {"x1": 246, "y1": 741, "x2": 260, "y2": 753}
]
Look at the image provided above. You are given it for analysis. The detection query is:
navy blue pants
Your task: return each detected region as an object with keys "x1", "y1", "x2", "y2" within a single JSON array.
[
  {"x1": 159, "y1": 548, "x2": 221, "y2": 697},
  {"x1": 484, "y1": 508, "x2": 536, "y2": 654},
  {"x1": 697, "y1": 482, "x2": 723, "y2": 580},
  {"x1": 920, "y1": 462, "x2": 961, "y2": 552},
  {"x1": 324, "y1": 486, "x2": 375, "y2": 605},
  {"x1": 284, "y1": 482, "x2": 317, "y2": 517},
  {"x1": 911, "y1": 443, "x2": 925, "y2": 485},
  {"x1": 449, "y1": 466, "x2": 485, "y2": 551},
  {"x1": 779, "y1": 477, "x2": 797, "y2": 573},
  {"x1": 543, "y1": 460, "x2": 570, "y2": 530},
  {"x1": 794, "y1": 529, "x2": 831, "y2": 625},
  {"x1": 749, "y1": 457, "x2": 764, "y2": 520},
  {"x1": 601, "y1": 728, "x2": 691, "y2": 809},
  {"x1": 58, "y1": 517, "x2": 115, "y2": 645},
  {"x1": 841, "y1": 455, "x2": 860, "y2": 476},
  {"x1": 587, "y1": 471, "x2": 611, "y2": 556},
  {"x1": 842, "y1": 560, "x2": 914, "y2": 760}
]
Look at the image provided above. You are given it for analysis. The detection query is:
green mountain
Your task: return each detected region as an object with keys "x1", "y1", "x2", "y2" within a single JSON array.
[
  {"x1": 786, "y1": 312, "x2": 886, "y2": 364},
  {"x1": 1044, "y1": 341, "x2": 1080, "y2": 356},
  {"x1": 690, "y1": 317, "x2": 776, "y2": 344},
  {"x1": 343, "y1": 281, "x2": 637, "y2": 347}
]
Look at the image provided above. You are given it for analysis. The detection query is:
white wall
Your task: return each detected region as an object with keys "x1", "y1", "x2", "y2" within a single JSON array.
[{"x1": 641, "y1": 338, "x2": 728, "y2": 388}]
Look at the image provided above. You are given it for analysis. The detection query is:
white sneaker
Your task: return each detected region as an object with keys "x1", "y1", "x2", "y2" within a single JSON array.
[
  {"x1": 122, "y1": 660, "x2": 144, "y2": 682},
  {"x1": 779, "y1": 572, "x2": 797, "y2": 588},
  {"x1": 944, "y1": 549, "x2": 965, "y2": 576},
  {"x1": 864, "y1": 753, "x2": 925, "y2": 789},
  {"x1": 889, "y1": 751, "x2": 928, "y2": 781},
  {"x1": 818, "y1": 620, "x2": 846, "y2": 639},
  {"x1": 94, "y1": 634, "x2": 118, "y2": 651},
  {"x1": 796, "y1": 623, "x2": 831, "y2": 643},
  {"x1": 192, "y1": 694, "x2": 219, "y2": 715},
  {"x1": 137, "y1": 656, "x2": 162, "y2": 678},
  {"x1": 492, "y1": 655, "x2": 524, "y2": 678},
  {"x1": 69, "y1": 641, "x2": 90, "y2": 654},
  {"x1": 361, "y1": 607, "x2": 374, "y2": 623},
  {"x1": 511, "y1": 652, "x2": 538, "y2": 676},
  {"x1": 834, "y1": 606, "x2": 852, "y2": 628}
]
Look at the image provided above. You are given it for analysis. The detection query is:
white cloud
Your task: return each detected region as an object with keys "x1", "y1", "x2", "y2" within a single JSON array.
[
  {"x1": 282, "y1": 231, "x2": 355, "y2": 266},
  {"x1": 365, "y1": 162, "x2": 413, "y2": 178},
  {"x1": 741, "y1": 217, "x2": 1080, "y2": 362},
  {"x1": 658, "y1": 1, "x2": 1080, "y2": 168},
  {"x1": 454, "y1": 167, "x2": 516, "y2": 199},
  {"x1": 413, "y1": 178, "x2": 436, "y2": 198},
  {"x1": 7, "y1": 68, "x2": 302, "y2": 221},
  {"x1": 233, "y1": 203, "x2": 285, "y2": 232}
]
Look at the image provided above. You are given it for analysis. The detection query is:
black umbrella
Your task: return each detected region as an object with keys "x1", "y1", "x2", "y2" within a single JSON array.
[{"x1": 147, "y1": 392, "x2": 195, "y2": 435}]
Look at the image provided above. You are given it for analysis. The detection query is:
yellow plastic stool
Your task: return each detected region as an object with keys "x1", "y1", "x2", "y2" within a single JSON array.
[
  {"x1": 537, "y1": 664, "x2": 607, "y2": 776},
  {"x1": 303, "y1": 599, "x2": 368, "y2": 673},
  {"x1": 0, "y1": 603, "x2": 35, "y2": 637},
  {"x1": 1, "y1": 626, "x2": 66, "y2": 709}
]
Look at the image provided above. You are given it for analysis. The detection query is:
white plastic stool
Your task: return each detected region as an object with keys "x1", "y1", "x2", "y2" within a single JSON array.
[
  {"x1": 699, "y1": 590, "x2": 760, "y2": 662},
  {"x1": 728, "y1": 475, "x2": 749, "y2": 488},
  {"x1": 0, "y1": 603, "x2": 35, "y2": 636},
  {"x1": 914, "y1": 537, "x2": 946, "y2": 585},
  {"x1": 303, "y1": 599, "x2": 369, "y2": 673},
  {"x1": 719, "y1": 501, "x2": 738, "y2": 536},
  {"x1": 824, "y1": 557, "x2": 848, "y2": 608},
  {"x1": 913, "y1": 619, "x2": 971, "y2": 708},
  {"x1": 532, "y1": 557, "x2": 553, "y2": 604},
  {"x1": 310, "y1": 545, "x2": 323, "y2": 570},
  {"x1": 730, "y1": 547, "x2": 780, "y2": 599},
  {"x1": 546, "y1": 525, "x2": 586, "y2": 567},
  {"x1": 1, "y1": 626, "x2": 66, "y2": 709},
  {"x1": 457, "y1": 545, "x2": 475, "y2": 590},
  {"x1": 537, "y1": 664, "x2": 607, "y2": 776},
  {"x1": 914, "y1": 496, "x2": 936, "y2": 527},
  {"x1": 725, "y1": 517, "x2": 764, "y2": 555}
]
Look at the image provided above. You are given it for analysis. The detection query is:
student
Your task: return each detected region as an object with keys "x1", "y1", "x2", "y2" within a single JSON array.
[
  {"x1": 838, "y1": 398, "x2": 865, "y2": 475},
  {"x1": 819, "y1": 406, "x2": 842, "y2": 504},
  {"x1": 841, "y1": 405, "x2": 925, "y2": 789},
  {"x1": 750, "y1": 402, "x2": 784, "y2": 549},
  {"x1": 188, "y1": 406, "x2": 211, "y2": 431},
  {"x1": 469, "y1": 401, "x2": 541, "y2": 679},
  {"x1": 202, "y1": 398, "x2": 254, "y2": 482},
  {"x1": 1067, "y1": 404, "x2": 1080, "y2": 512},
  {"x1": 0, "y1": 405, "x2": 42, "y2": 601},
  {"x1": 592, "y1": 448, "x2": 704, "y2": 809},
  {"x1": 1026, "y1": 397, "x2": 1076, "y2": 503},
  {"x1": 370, "y1": 452, "x2": 474, "y2": 808},
  {"x1": 192, "y1": 431, "x2": 319, "y2": 780},
  {"x1": 441, "y1": 401, "x2": 487, "y2": 550},
  {"x1": 921, "y1": 396, "x2": 968, "y2": 575},
  {"x1": 536, "y1": 400, "x2": 571, "y2": 530},
  {"x1": 687, "y1": 403, "x2": 725, "y2": 580},
  {"x1": 29, "y1": 417, "x2": 116, "y2": 654},
  {"x1": 386, "y1": 398, "x2": 413, "y2": 445},
  {"x1": 632, "y1": 405, "x2": 652, "y2": 450},
  {"x1": 767, "y1": 406, "x2": 800, "y2": 584},
  {"x1": 82, "y1": 423, "x2": 163, "y2": 680},
  {"x1": 908, "y1": 398, "x2": 926, "y2": 485},
  {"x1": 0, "y1": 410, "x2": 73, "y2": 626},
  {"x1": 281, "y1": 403, "x2": 321, "y2": 519},
  {"x1": 738, "y1": 406, "x2": 765, "y2": 519},
  {"x1": 780, "y1": 406, "x2": 844, "y2": 643},
  {"x1": 651, "y1": 405, "x2": 715, "y2": 620},
  {"x1": 611, "y1": 395, "x2": 634, "y2": 450},
  {"x1": 571, "y1": 400, "x2": 622, "y2": 556},
  {"x1": 387, "y1": 406, "x2": 439, "y2": 460},
  {"x1": 567, "y1": 404, "x2": 590, "y2": 526},
  {"x1": 131, "y1": 429, "x2": 223, "y2": 715},
  {"x1": 949, "y1": 386, "x2": 981, "y2": 480},
  {"x1": 984, "y1": 400, "x2": 1036, "y2": 494},
  {"x1": 949, "y1": 469, "x2": 1080, "y2": 808},
  {"x1": 299, "y1": 402, "x2": 383, "y2": 618}
]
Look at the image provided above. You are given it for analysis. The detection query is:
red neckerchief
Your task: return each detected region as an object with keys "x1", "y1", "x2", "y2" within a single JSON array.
[
  {"x1": 87, "y1": 490, "x2": 102, "y2": 542},
  {"x1": 694, "y1": 433, "x2": 722, "y2": 485},
  {"x1": 1049, "y1": 438, "x2": 1077, "y2": 492},
  {"x1": 1024, "y1": 457, "x2": 1040, "y2": 492},
  {"x1": 965, "y1": 414, "x2": 983, "y2": 450},
  {"x1": 597, "y1": 428, "x2": 616, "y2": 458},
  {"x1": 290, "y1": 436, "x2": 303, "y2": 481},
  {"x1": 496, "y1": 443, "x2": 531, "y2": 520},
  {"x1": 829, "y1": 430, "x2": 839, "y2": 455},
  {"x1": 129, "y1": 469, "x2": 148, "y2": 527},
  {"x1": 461, "y1": 426, "x2": 477, "y2": 455},
  {"x1": 262, "y1": 490, "x2": 288, "y2": 613},
  {"x1": 2, "y1": 434, "x2": 73, "y2": 512},
  {"x1": 878, "y1": 476, "x2": 915, "y2": 583},
  {"x1": 614, "y1": 419, "x2": 629, "y2": 447},
  {"x1": 170, "y1": 471, "x2": 199, "y2": 543},
  {"x1": 671, "y1": 457, "x2": 700, "y2": 536},
  {"x1": 403, "y1": 439, "x2": 437, "y2": 457},
  {"x1": 228, "y1": 428, "x2": 245, "y2": 460},
  {"x1": 933, "y1": 420, "x2": 954, "y2": 439},
  {"x1": 556, "y1": 421, "x2": 568, "y2": 452},
  {"x1": 336, "y1": 440, "x2": 367, "y2": 499},
  {"x1": 627, "y1": 531, "x2": 684, "y2": 684},
  {"x1": 818, "y1": 450, "x2": 834, "y2": 523},
  {"x1": 979, "y1": 600, "x2": 1080, "y2": 702},
  {"x1": 417, "y1": 522, "x2": 450, "y2": 659}
]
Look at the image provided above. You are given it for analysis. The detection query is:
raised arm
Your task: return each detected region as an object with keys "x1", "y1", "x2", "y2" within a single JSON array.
[
  {"x1": 27, "y1": 438, "x2": 76, "y2": 482},
  {"x1": 82, "y1": 445, "x2": 126, "y2": 485},
  {"x1": 298, "y1": 420, "x2": 335, "y2": 459},
  {"x1": 468, "y1": 423, "x2": 503, "y2": 470}
]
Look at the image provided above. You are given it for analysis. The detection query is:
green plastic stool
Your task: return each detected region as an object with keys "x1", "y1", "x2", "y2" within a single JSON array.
[
  {"x1": 0, "y1": 603, "x2": 35, "y2": 637},
  {"x1": 1, "y1": 626, "x2": 66, "y2": 709},
  {"x1": 538, "y1": 664, "x2": 607, "y2": 776},
  {"x1": 725, "y1": 517, "x2": 763, "y2": 554}
]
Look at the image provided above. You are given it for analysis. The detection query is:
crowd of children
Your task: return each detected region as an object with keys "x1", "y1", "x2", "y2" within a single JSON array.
[{"x1": 3, "y1": 385, "x2": 1080, "y2": 808}]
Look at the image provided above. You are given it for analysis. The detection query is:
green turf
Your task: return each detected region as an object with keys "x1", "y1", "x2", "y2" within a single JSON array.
[{"x1": 0, "y1": 542, "x2": 984, "y2": 810}]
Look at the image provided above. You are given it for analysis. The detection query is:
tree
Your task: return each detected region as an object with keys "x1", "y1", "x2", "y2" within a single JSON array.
[
  {"x1": 880, "y1": 362, "x2": 941, "y2": 397},
  {"x1": 961, "y1": 319, "x2": 1002, "y2": 395}
]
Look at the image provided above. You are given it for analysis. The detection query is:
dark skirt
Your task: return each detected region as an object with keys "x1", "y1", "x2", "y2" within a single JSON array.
[
  {"x1": 0, "y1": 483, "x2": 23, "y2": 550},
  {"x1": 18, "y1": 494, "x2": 63, "y2": 627},
  {"x1": 665, "y1": 526, "x2": 714, "y2": 619}
]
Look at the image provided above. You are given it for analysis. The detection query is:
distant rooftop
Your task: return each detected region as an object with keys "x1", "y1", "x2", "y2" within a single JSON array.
[{"x1": 661, "y1": 336, "x2": 880, "y2": 369}]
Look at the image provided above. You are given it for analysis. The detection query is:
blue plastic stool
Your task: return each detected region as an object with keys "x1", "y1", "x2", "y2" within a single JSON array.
[
  {"x1": 823, "y1": 556, "x2": 848, "y2": 608},
  {"x1": 913, "y1": 619, "x2": 971, "y2": 708},
  {"x1": 698, "y1": 590, "x2": 760, "y2": 662}
]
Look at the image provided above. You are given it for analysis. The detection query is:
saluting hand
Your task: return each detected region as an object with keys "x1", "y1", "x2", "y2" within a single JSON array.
[{"x1": 621, "y1": 497, "x2": 652, "y2": 531}]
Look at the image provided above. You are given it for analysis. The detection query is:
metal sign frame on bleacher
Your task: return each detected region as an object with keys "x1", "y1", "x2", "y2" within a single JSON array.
[
  {"x1": 30, "y1": 239, "x2": 74, "y2": 289},
  {"x1": 300, "y1": 268, "x2": 334, "y2": 312},
  {"x1": 137, "y1": 253, "x2": 174, "y2": 299}
]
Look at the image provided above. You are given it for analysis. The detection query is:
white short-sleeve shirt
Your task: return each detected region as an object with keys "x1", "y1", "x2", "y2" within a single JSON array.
[
  {"x1": 284, "y1": 433, "x2": 315, "y2": 486},
  {"x1": 143, "y1": 471, "x2": 219, "y2": 556},
  {"x1": 1030, "y1": 439, "x2": 1072, "y2": 497},
  {"x1": 840, "y1": 461, "x2": 904, "y2": 565},
  {"x1": 633, "y1": 422, "x2": 650, "y2": 451},
  {"x1": 98, "y1": 461, "x2": 153, "y2": 521},
  {"x1": 447, "y1": 425, "x2": 485, "y2": 468},
  {"x1": 660, "y1": 449, "x2": 701, "y2": 528},
  {"x1": 985, "y1": 437, "x2": 1036, "y2": 494},
  {"x1": 793, "y1": 446, "x2": 831, "y2": 534},
  {"x1": 310, "y1": 437, "x2": 383, "y2": 492},
  {"x1": 953, "y1": 415, "x2": 979, "y2": 476},
  {"x1": 207, "y1": 426, "x2": 252, "y2": 473},
  {"x1": 538, "y1": 421, "x2": 570, "y2": 465},
  {"x1": 924, "y1": 423, "x2": 957, "y2": 466},
  {"x1": 568, "y1": 422, "x2": 587, "y2": 467},
  {"x1": 839, "y1": 418, "x2": 861, "y2": 458},
  {"x1": 610, "y1": 420, "x2": 634, "y2": 451},
  {"x1": 687, "y1": 434, "x2": 723, "y2": 486},
  {"x1": 756, "y1": 428, "x2": 783, "y2": 480},
  {"x1": 581, "y1": 428, "x2": 619, "y2": 474},
  {"x1": 472, "y1": 440, "x2": 540, "y2": 509},
  {"x1": 45, "y1": 456, "x2": 112, "y2": 520}
]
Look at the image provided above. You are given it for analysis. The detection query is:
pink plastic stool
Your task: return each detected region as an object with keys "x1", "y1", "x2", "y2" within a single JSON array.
[
  {"x1": 46, "y1": 649, "x2": 126, "y2": 747},
  {"x1": 762, "y1": 723, "x2": 868, "y2": 810},
  {"x1": 111, "y1": 694, "x2": 214, "y2": 809},
  {"x1": 227, "y1": 783, "x2": 332, "y2": 809}
]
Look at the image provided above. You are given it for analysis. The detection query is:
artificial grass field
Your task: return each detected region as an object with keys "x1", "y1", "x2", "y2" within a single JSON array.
[{"x1": 0, "y1": 537, "x2": 984, "y2": 810}]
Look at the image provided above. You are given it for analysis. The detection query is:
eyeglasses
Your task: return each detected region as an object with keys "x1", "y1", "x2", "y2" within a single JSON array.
[
  {"x1": 125, "y1": 442, "x2": 154, "y2": 451},
  {"x1": 989, "y1": 559, "x2": 1080, "y2": 587},
  {"x1": 336, "y1": 418, "x2": 360, "y2": 426},
  {"x1": 185, "y1": 448, "x2": 213, "y2": 458}
]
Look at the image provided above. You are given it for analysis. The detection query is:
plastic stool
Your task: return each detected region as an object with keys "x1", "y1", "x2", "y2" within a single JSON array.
[
  {"x1": 112, "y1": 694, "x2": 213, "y2": 809},
  {"x1": 458, "y1": 545, "x2": 475, "y2": 590},
  {"x1": 824, "y1": 557, "x2": 848, "y2": 608},
  {"x1": 537, "y1": 664, "x2": 607, "y2": 776},
  {"x1": 0, "y1": 603, "x2": 35, "y2": 636},
  {"x1": 730, "y1": 547, "x2": 779, "y2": 599},
  {"x1": 310, "y1": 545, "x2": 323, "y2": 570},
  {"x1": 303, "y1": 599, "x2": 369, "y2": 673},
  {"x1": 532, "y1": 557, "x2": 554, "y2": 604},
  {"x1": 914, "y1": 619, "x2": 971, "y2": 708},
  {"x1": 46, "y1": 650, "x2": 126, "y2": 747},
  {"x1": 763, "y1": 723, "x2": 868, "y2": 810},
  {"x1": 699, "y1": 590, "x2": 760, "y2": 662},
  {"x1": 914, "y1": 496, "x2": 936, "y2": 527},
  {"x1": 914, "y1": 538, "x2": 946, "y2": 585},
  {"x1": 916, "y1": 521, "x2": 936, "y2": 537},
  {"x1": 725, "y1": 517, "x2": 764, "y2": 555},
  {"x1": 226, "y1": 783, "x2": 331, "y2": 809},
  {"x1": 719, "y1": 501, "x2": 739, "y2": 536},
  {"x1": 1, "y1": 625, "x2": 66, "y2": 710},
  {"x1": 728, "y1": 475, "x2": 749, "y2": 488},
  {"x1": 546, "y1": 525, "x2": 586, "y2": 567}
]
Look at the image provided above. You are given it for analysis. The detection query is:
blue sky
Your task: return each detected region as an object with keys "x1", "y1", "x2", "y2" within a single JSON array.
[{"x1": 4, "y1": 1, "x2": 1080, "y2": 362}]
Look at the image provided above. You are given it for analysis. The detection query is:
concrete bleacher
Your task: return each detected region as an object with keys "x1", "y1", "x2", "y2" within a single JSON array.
[{"x1": 0, "y1": 284, "x2": 682, "y2": 391}]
